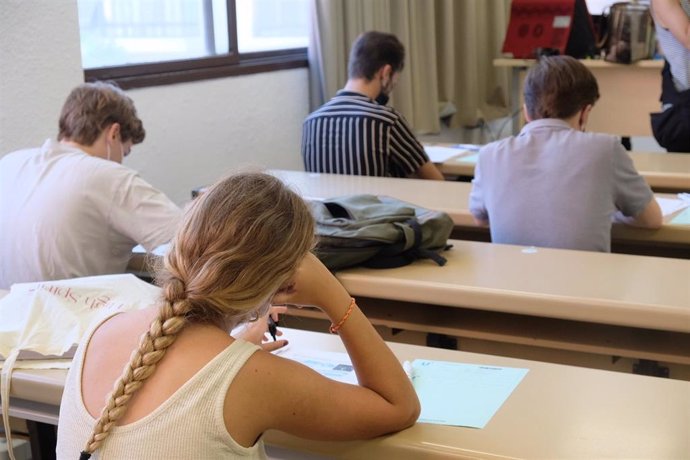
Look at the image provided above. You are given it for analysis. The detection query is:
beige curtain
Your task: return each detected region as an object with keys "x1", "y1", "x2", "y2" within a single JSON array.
[{"x1": 308, "y1": 0, "x2": 511, "y2": 134}]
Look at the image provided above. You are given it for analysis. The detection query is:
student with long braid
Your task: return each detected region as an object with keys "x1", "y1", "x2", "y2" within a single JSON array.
[{"x1": 56, "y1": 172, "x2": 420, "y2": 459}]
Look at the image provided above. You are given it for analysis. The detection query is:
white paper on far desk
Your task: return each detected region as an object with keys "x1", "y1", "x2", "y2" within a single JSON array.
[
  {"x1": 132, "y1": 243, "x2": 170, "y2": 256},
  {"x1": 423, "y1": 146, "x2": 468, "y2": 163}
]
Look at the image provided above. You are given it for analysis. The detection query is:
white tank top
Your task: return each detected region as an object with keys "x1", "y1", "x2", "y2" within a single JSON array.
[
  {"x1": 56, "y1": 312, "x2": 265, "y2": 459},
  {"x1": 654, "y1": 0, "x2": 690, "y2": 91}
]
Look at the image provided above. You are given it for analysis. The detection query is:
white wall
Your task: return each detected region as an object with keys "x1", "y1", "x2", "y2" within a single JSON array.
[
  {"x1": 0, "y1": 0, "x2": 84, "y2": 154},
  {"x1": 125, "y1": 69, "x2": 309, "y2": 204},
  {"x1": 0, "y1": 0, "x2": 309, "y2": 205}
]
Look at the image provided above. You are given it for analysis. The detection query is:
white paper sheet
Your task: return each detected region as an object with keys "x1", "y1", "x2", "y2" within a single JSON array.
[
  {"x1": 657, "y1": 197, "x2": 690, "y2": 217},
  {"x1": 424, "y1": 146, "x2": 468, "y2": 163}
]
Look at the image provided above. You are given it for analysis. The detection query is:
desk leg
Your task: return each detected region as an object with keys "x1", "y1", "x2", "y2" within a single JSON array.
[{"x1": 26, "y1": 421, "x2": 56, "y2": 460}]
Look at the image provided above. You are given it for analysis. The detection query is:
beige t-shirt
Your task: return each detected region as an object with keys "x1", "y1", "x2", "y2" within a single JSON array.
[
  {"x1": 56, "y1": 312, "x2": 265, "y2": 459},
  {"x1": 0, "y1": 139, "x2": 181, "y2": 288}
]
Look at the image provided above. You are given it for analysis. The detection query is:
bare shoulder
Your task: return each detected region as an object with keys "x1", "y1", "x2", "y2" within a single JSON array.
[{"x1": 87, "y1": 307, "x2": 158, "y2": 361}]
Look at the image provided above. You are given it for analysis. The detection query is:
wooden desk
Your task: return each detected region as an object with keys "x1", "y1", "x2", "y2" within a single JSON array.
[
  {"x1": 426, "y1": 143, "x2": 690, "y2": 193},
  {"x1": 629, "y1": 152, "x2": 690, "y2": 192},
  {"x1": 269, "y1": 169, "x2": 690, "y2": 257},
  {"x1": 494, "y1": 58, "x2": 663, "y2": 137},
  {"x1": 334, "y1": 240, "x2": 690, "y2": 333},
  {"x1": 293, "y1": 239, "x2": 690, "y2": 367},
  {"x1": 129, "y1": 237, "x2": 689, "y2": 366},
  {"x1": 6, "y1": 328, "x2": 689, "y2": 459}
]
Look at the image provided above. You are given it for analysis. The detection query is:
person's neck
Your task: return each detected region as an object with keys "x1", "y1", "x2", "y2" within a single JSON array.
[
  {"x1": 562, "y1": 113, "x2": 582, "y2": 131},
  {"x1": 343, "y1": 78, "x2": 381, "y2": 100},
  {"x1": 528, "y1": 114, "x2": 582, "y2": 131},
  {"x1": 60, "y1": 136, "x2": 106, "y2": 159}
]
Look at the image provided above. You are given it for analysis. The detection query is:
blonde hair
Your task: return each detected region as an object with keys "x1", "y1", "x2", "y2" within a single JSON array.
[
  {"x1": 80, "y1": 173, "x2": 314, "y2": 459},
  {"x1": 58, "y1": 81, "x2": 145, "y2": 146}
]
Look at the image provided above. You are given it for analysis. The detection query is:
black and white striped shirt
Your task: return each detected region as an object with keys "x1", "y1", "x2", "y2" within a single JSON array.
[{"x1": 301, "y1": 91, "x2": 430, "y2": 177}]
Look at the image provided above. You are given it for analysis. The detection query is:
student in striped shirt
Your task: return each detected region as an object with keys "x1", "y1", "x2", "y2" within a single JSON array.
[{"x1": 301, "y1": 31, "x2": 444, "y2": 180}]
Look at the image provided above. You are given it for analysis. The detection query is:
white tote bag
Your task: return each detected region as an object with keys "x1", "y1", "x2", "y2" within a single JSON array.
[{"x1": 0, "y1": 274, "x2": 161, "y2": 460}]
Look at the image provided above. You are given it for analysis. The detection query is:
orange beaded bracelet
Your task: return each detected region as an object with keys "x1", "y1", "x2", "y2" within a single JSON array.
[{"x1": 329, "y1": 297, "x2": 356, "y2": 334}]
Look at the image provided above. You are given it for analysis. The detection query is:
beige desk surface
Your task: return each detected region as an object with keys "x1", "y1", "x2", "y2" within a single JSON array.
[
  {"x1": 431, "y1": 144, "x2": 690, "y2": 193},
  {"x1": 494, "y1": 58, "x2": 663, "y2": 137},
  {"x1": 334, "y1": 239, "x2": 690, "y2": 334},
  {"x1": 7, "y1": 328, "x2": 689, "y2": 459},
  {"x1": 493, "y1": 58, "x2": 664, "y2": 70},
  {"x1": 269, "y1": 169, "x2": 690, "y2": 246}
]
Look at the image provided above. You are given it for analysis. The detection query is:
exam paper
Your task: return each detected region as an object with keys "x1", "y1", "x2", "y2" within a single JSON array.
[
  {"x1": 455, "y1": 152, "x2": 479, "y2": 164},
  {"x1": 671, "y1": 207, "x2": 690, "y2": 225},
  {"x1": 656, "y1": 197, "x2": 690, "y2": 217},
  {"x1": 409, "y1": 359, "x2": 528, "y2": 428},
  {"x1": 277, "y1": 347, "x2": 528, "y2": 429},
  {"x1": 424, "y1": 146, "x2": 468, "y2": 163},
  {"x1": 277, "y1": 349, "x2": 358, "y2": 385}
]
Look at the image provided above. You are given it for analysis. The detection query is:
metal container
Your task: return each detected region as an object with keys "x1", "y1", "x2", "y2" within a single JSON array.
[{"x1": 604, "y1": 1, "x2": 655, "y2": 63}]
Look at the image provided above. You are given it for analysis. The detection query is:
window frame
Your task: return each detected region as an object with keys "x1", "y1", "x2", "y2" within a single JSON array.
[{"x1": 83, "y1": 0, "x2": 308, "y2": 89}]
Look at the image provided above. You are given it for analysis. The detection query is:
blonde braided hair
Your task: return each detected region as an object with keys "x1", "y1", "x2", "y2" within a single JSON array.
[{"x1": 79, "y1": 173, "x2": 314, "y2": 459}]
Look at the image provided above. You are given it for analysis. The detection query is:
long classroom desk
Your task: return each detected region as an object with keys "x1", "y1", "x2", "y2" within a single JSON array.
[
  {"x1": 432, "y1": 146, "x2": 690, "y2": 194},
  {"x1": 289, "y1": 239, "x2": 690, "y2": 369},
  {"x1": 269, "y1": 169, "x2": 690, "y2": 258},
  {"x1": 5, "y1": 328, "x2": 689, "y2": 459},
  {"x1": 127, "y1": 237, "x2": 690, "y2": 369}
]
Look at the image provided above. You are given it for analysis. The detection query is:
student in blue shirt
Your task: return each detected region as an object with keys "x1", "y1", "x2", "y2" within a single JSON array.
[{"x1": 469, "y1": 56, "x2": 662, "y2": 252}]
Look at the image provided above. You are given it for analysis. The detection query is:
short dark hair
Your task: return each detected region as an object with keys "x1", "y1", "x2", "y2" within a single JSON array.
[
  {"x1": 523, "y1": 56, "x2": 600, "y2": 120},
  {"x1": 348, "y1": 31, "x2": 405, "y2": 80},
  {"x1": 58, "y1": 81, "x2": 145, "y2": 146}
]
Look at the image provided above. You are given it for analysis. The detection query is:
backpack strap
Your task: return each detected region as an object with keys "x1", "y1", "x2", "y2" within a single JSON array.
[{"x1": 364, "y1": 218, "x2": 449, "y2": 268}]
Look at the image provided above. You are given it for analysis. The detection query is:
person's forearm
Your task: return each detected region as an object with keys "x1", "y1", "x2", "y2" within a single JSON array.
[
  {"x1": 321, "y1": 291, "x2": 419, "y2": 421},
  {"x1": 336, "y1": 304, "x2": 420, "y2": 420}
]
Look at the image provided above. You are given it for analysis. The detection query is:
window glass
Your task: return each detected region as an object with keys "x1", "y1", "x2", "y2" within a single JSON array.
[
  {"x1": 78, "y1": 0, "x2": 230, "y2": 69},
  {"x1": 236, "y1": 0, "x2": 309, "y2": 53}
]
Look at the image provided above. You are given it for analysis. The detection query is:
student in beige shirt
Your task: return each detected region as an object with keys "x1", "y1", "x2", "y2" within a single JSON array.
[{"x1": 0, "y1": 82, "x2": 181, "y2": 289}]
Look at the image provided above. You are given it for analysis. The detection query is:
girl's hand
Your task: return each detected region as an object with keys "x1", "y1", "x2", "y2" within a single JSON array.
[
  {"x1": 234, "y1": 305, "x2": 288, "y2": 352},
  {"x1": 271, "y1": 253, "x2": 350, "y2": 316}
]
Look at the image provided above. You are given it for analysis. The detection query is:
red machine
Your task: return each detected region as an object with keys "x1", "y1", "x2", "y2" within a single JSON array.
[{"x1": 502, "y1": 0, "x2": 598, "y2": 59}]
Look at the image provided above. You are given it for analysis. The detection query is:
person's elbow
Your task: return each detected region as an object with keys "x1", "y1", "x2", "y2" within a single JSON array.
[
  {"x1": 386, "y1": 396, "x2": 421, "y2": 434},
  {"x1": 403, "y1": 395, "x2": 422, "y2": 428},
  {"x1": 415, "y1": 162, "x2": 445, "y2": 181},
  {"x1": 470, "y1": 208, "x2": 490, "y2": 227},
  {"x1": 631, "y1": 199, "x2": 663, "y2": 229}
]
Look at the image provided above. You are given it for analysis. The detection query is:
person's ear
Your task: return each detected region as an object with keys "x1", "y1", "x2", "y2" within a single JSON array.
[
  {"x1": 106, "y1": 123, "x2": 121, "y2": 142},
  {"x1": 522, "y1": 104, "x2": 532, "y2": 123},
  {"x1": 378, "y1": 64, "x2": 393, "y2": 83},
  {"x1": 579, "y1": 104, "x2": 593, "y2": 131}
]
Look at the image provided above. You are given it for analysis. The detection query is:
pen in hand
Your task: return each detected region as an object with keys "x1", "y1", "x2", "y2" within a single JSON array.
[{"x1": 267, "y1": 316, "x2": 278, "y2": 342}]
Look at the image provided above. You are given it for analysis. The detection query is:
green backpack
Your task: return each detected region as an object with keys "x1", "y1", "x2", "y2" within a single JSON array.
[{"x1": 308, "y1": 194, "x2": 454, "y2": 271}]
